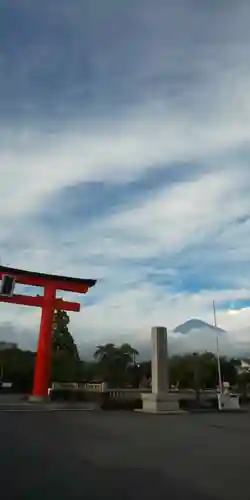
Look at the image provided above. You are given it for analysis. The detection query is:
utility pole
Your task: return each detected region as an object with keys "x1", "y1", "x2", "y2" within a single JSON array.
[{"x1": 213, "y1": 300, "x2": 223, "y2": 406}]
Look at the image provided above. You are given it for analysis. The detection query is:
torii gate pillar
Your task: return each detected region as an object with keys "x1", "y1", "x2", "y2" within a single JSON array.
[{"x1": 32, "y1": 282, "x2": 56, "y2": 400}]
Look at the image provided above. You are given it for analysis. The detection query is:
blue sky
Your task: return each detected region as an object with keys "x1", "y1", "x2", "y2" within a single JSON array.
[{"x1": 1, "y1": 1, "x2": 250, "y2": 353}]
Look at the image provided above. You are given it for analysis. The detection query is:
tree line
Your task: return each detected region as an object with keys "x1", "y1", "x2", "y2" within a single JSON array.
[{"x1": 0, "y1": 309, "x2": 248, "y2": 392}]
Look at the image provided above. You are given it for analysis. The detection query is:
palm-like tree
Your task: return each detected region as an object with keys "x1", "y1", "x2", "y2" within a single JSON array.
[
  {"x1": 120, "y1": 343, "x2": 139, "y2": 362},
  {"x1": 94, "y1": 343, "x2": 139, "y2": 386},
  {"x1": 94, "y1": 343, "x2": 117, "y2": 364},
  {"x1": 94, "y1": 344, "x2": 117, "y2": 383}
]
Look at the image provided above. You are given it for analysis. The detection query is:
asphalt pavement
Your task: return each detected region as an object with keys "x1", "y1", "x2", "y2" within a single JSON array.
[{"x1": 0, "y1": 410, "x2": 249, "y2": 499}]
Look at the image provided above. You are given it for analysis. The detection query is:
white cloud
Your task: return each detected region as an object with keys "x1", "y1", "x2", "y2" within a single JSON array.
[
  {"x1": 170, "y1": 329, "x2": 234, "y2": 357},
  {"x1": 1, "y1": 280, "x2": 250, "y2": 355},
  {"x1": 1, "y1": 51, "x2": 250, "y2": 220},
  {"x1": 1, "y1": 156, "x2": 250, "y2": 354},
  {"x1": 1, "y1": 2, "x2": 250, "y2": 356},
  {"x1": 104, "y1": 168, "x2": 250, "y2": 257}
]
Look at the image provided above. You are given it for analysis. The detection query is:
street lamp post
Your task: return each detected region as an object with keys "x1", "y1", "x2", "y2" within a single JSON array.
[{"x1": 213, "y1": 300, "x2": 223, "y2": 408}]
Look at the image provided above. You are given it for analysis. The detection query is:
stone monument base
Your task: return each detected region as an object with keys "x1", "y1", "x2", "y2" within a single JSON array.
[
  {"x1": 218, "y1": 393, "x2": 241, "y2": 411},
  {"x1": 140, "y1": 392, "x2": 185, "y2": 414}
]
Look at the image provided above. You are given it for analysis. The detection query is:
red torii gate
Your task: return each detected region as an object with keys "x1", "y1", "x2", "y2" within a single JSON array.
[{"x1": 0, "y1": 265, "x2": 96, "y2": 400}]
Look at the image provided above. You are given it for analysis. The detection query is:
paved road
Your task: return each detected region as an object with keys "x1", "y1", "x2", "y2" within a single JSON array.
[{"x1": 0, "y1": 410, "x2": 249, "y2": 499}]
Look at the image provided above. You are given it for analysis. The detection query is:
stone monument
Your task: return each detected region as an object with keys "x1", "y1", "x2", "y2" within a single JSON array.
[{"x1": 141, "y1": 326, "x2": 181, "y2": 413}]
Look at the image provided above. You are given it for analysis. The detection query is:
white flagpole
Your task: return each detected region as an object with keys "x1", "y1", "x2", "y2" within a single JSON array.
[{"x1": 213, "y1": 300, "x2": 223, "y2": 405}]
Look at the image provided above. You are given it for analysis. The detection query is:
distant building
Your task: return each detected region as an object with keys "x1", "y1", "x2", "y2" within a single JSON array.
[
  {"x1": 0, "y1": 341, "x2": 17, "y2": 350},
  {"x1": 236, "y1": 360, "x2": 250, "y2": 375}
]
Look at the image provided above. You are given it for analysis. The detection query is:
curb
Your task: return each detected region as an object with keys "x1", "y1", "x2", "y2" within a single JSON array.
[{"x1": 0, "y1": 405, "x2": 97, "y2": 412}]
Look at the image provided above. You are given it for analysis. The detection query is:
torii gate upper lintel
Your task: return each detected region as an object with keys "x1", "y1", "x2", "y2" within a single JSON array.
[{"x1": 0, "y1": 265, "x2": 96, "y2": 400}]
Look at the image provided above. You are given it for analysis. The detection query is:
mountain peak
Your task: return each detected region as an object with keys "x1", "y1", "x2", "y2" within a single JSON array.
[{"x1": 173, "y1": 318, "x2": 225, "y2": 335}]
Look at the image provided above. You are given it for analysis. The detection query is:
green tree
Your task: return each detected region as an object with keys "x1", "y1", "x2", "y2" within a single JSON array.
[
  {"x1": 51, "y1": 309, "x2": 82, "y2": 382},
  {"x1": 94, "y1": 343, "x2": 117, "y2": 384},
  {"x1": 94, "y1": 343, "x2": 117, "y2": 364},
  {"x1": 52, "y1": 309, "x2": 79, "y2": 359},
  {"x1": 199, "y1": 352, "x2": 218, "y2": 388},
  {"x1": 169, "y1": 355, "x2": 194, "y2": 388},
  {"x1": 220, "y1": 356, "x2": 238, "y2": 385},
  {"x1": 168, "y1": 352, "x2": 239, "y2": 390},
  {"x1": 94, "y1": 343, "x2": 139, "y2": 387},
  {"x1": 0, "y1": 347, "x2": 35, "y2": 392},
  {"x1": 120, "y1": 343, "x2": 139, "y2": 365}
]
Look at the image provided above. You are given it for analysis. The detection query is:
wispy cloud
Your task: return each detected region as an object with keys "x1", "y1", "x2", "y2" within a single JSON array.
[{"x1": 1, "y1": 1, "x2": 250, "y2": 355}]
